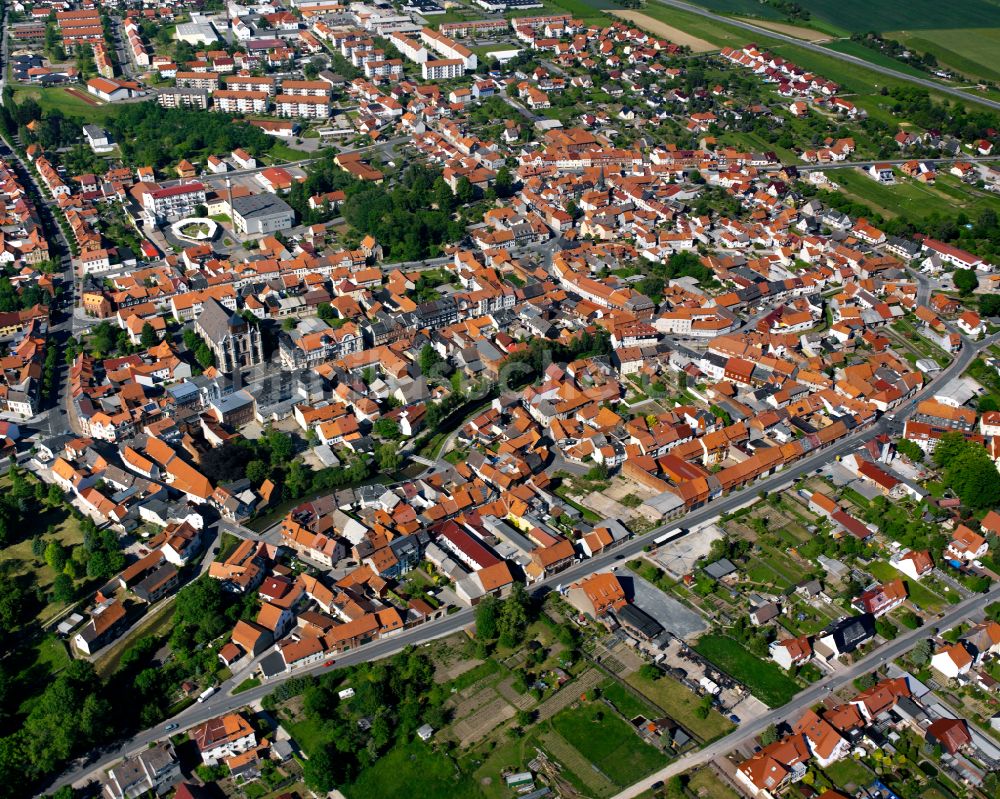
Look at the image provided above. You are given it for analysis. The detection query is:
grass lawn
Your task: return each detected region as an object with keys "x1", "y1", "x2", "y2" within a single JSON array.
[
  {"x1": 465, "y1": 735, "x2": 538, "y2": 799},
  {"x1": 549, "y1": 701, "x2": 665, "y2": 786},
  {"x1": 686, "y1": 767, "x2": 742, "y2": 799},
  {"x1": 12, "y1": 86, "x2": 121, "y2": 122},
  {"x1": 866, "y1": 559, "x2": 945, "y2": 612},
  {"x1": 345, "y1": 741, "x2": 483, "y2": 799},
  {"x1": 694, "y1": 635, "x2": 800, "y2": 708},
  {"x1": 824, "y1": 756, "x2": 872, "y2": 788},
  {"x1": 601, "y1": 679, "x2": 659, "y2": 720},
  {"x1": 234, "y1": 677, "x2": 262, "y2": 694},
  {"x1": 625, "y1": 671, "x2": 735, "y2": 741},
  {"x1": 0, "y1": 499, "x2": 87, "y2": 628},
  {"x1": 283, "y1": 713, "x2": 334, "y2": 757}
]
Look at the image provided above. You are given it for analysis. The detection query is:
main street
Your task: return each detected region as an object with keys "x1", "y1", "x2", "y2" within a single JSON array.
[
  {"x1": 52, "y1": 327, "x2": 996, "y2": 793},
  {"x1": 651, "y1": 0, "x2": 1000, "y2": 112}
]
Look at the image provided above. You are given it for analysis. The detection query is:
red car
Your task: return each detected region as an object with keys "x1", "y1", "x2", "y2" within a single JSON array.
[{"x1": 324, "y1": 659, "x2": 336, "y2": 667}]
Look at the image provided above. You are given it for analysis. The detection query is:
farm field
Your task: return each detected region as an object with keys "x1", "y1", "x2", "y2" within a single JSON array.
[
  {"x1": 822, "y1": 39, "x2": 934, "y2": 79},
  {"x1": 888, "y1": 28, "x2": 1000, "y2": 83},
  {"x1": 733, "y1": 17, "x2": 833, "y2": 41},
  {"x1": 693, "y1": 635, "x2": 800, "y2": 707},
  {"x1": 610, "y1": 9, "x2": 718, "y2": 50},
  {"x1": 670, "y1": 0, "x2": 1000, "y2": 33},
  {"x1": 831, "y1": 169, "x2": 1000, "y2": 222}
]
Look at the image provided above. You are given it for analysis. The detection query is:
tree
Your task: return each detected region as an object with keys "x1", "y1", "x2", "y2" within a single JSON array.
[
  {"x1": 954, "y1": 268, "x2": 978, "y2": 296},
  {"x1": 419, "y1": 344, "x2": 443, "y2": 377},
  {"x1": 376, "y1": 444, "x2": 401, "y2": 474},
  {"x1": 980, "y1": 294, "x2": 1000, "y2": 318},
  {"x1": 245, "y1": 459, "x2": 268, "y2": 486},
  {"x1": 373, "y1": 418, "x2": 400, "y2": 439},
  {"x1": 498, "y1": 585, "x2": 531, "y2": 648},
  {"x1": 45, "y1": 540, "x2": 67, "y2": 573},
  {"x1": 475, "y1": 595, "x2": 499, "y2": 640},
  {"x1": 909, "y1": 637, "x2": 932, "y2": 666},
  {"x1": 264, "y1": 430, "x2": 295, "y2": 465},
  {"x1": 139, "y1": 322, "x2": 158, "y2": 349},
  {"x1": 638, "y1": 663, "x2": 660, "y2": 681},
  {"x1": 759, "y1": 723, "x2": 779, "y2": 745},
  {"x1": 895, "y1": 438, "x2": 923, "y2": 462},
  {"x1": 495, "y1": 166, "x2": 514, "y2": 198}
]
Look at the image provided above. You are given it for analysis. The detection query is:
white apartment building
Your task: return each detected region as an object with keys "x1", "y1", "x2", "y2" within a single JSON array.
[
  {"x1": 212, "y1": 89, "x2": 269, "y2": 114},
  {"x1": 419, "y1": 26, "x2": 477, "y2": 70},
  {"x1": 422, "y1": 58, "x2": 464, "y2": 80},
  {"x1": 364, "y1": 58, "x2": 403, "y2": 79},
  {"x1": 389, "y1": 32, "x2": 427, "y2": 63},
  {"x1": 142, "y1": 182, "x2": 207, "y2": 222},
  {"x1": 279, "y1": 79, "x2": 331, "y2": 97},
  {"x1": 225, "y1": 75, "x2": 276, "y2": 95},
  {"x1": 273, "y1": 94, "x2": 331, "y2": 118}
]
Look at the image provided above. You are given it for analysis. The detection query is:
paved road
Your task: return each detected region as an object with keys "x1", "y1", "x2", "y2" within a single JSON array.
[
  {"x1": 612, "y1": 580, "x2": 1000, "y2": 799},
  {"x1": 650, "y1": 0, "x2": 1000, "y2": 112},
  {"x1": 52, "y1": 326, "x2": 992, "y2": 793}
]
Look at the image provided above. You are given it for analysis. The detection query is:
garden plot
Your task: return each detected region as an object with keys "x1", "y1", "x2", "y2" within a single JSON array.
[{"x1": 451, "y1": 695, "x2": 516, "y2": 746}]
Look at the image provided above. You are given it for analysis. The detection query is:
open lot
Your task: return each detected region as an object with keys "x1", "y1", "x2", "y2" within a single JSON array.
[
  {"x1": 610, "y1": 10, "x2": 718, "y2": 51},
  {"x1": 693, "y1": 634, "x2": 800, "y2": 708}
]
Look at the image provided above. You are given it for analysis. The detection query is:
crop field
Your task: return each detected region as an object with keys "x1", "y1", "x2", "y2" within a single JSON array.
[
  {"x1": 611, "y1": 10, "x2": 718, "y2": 51},
  {"x1": 822, "y1": 39, "x2": 932, "y2": 79},
  {"x1": 888, "y1": 28, "x2": 1000, "y2": 82},
  {"x1": 733, "y1": 18, "x2": 833, "y2": 41},
  {"x1": 672, "y1": 0, "x2": 1000, "y2": 33}
]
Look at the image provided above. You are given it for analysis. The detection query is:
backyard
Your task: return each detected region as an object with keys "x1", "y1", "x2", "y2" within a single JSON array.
[
  {"x1": 625, "y1": 670, "x2": 735, "y2": 741},
  {"x1": 693, "y1": 635, "x2": 800, "y2": 707}
]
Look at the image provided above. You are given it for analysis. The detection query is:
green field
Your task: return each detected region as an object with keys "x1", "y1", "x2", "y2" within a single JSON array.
[
  {"x1": 693, "y1": 635, "x2": 800, "y2": 708},
  {"x1": 625, "y1": 671, "x2": 735, "y2": 741},
  {"x1": 889, "y1": 27, "x2": 1000, "y2": 83},
  {"x1": 830, "y1": 169, "x2": 1000, "y2": 222},
  {"x1": 673, "y1": 0, "x2": 1000, "y2": 33},
  {"x1": 12, "y1": 86, "x2": 121, "y2": 122},
  {"x1": 549, "y1": 701, "x2": 665, "y2": 786},
  {"x1": 822, "y1": 40, "x2": 932, "y2": 79},
  {"x1": 345, "y1": 741, "x2": 482, "y2": 799}
]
